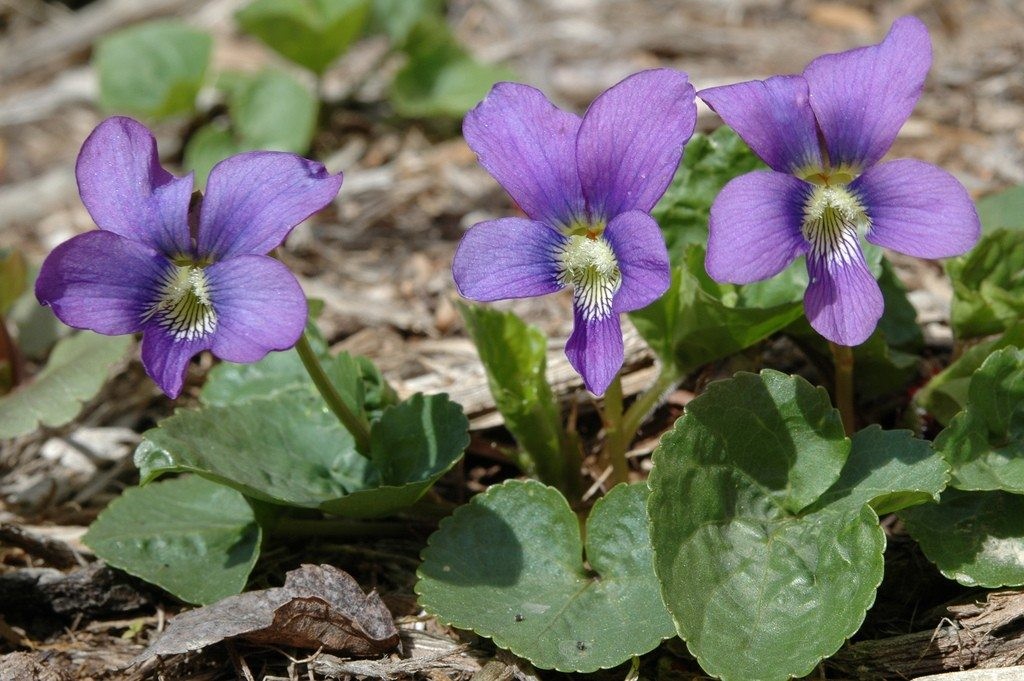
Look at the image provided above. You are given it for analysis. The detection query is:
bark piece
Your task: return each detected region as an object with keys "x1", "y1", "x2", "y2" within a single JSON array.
[{"x1": 136, "y1": 564, "x2": 398, "y2": 662}]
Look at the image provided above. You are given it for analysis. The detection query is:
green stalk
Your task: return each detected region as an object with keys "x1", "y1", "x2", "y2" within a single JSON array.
[
  {"x1": 620, "y1": 365, "x2": 680, "y2": 440},
  {"x1": 829, "y1": 342, "x2": 856, "y2": 436},
  {"x1": 600, "y1": 373, "x2": 630, "y2": 487},
  {"x1": 294, "y1": 330, "x2": 373, "y2": 454}
]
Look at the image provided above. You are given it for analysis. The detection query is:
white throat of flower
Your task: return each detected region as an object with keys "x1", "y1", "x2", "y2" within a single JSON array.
[
  {"x1": 143, "y1": 264, "x2": 217, "y2": 341},
  {"x1": 557, "y1": 234, "x2": 621, "y2": 321},
  {"x1": 801, "y1": 185, "x2": 869, "y2": 264}
]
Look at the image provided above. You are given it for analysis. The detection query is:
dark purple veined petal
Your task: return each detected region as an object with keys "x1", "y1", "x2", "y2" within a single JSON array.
[
  {"x1": 602, "y1": 210, "x2": 670, "y2": 313},
  {"x1": 565, "y1": 308, "x2": 623, "y2": 396},
  {"x1": 804, "y1": 245, "x2": 884, "y2": 346},
  {"x1": 452, "y1": 217, "x2": 565, "y2": 301},
  {"x1": 853, "y1": 159, "x2": 980, "y2": 259},
  {"x1": 804, "y1": 16, "x2": 931, "y2": 170},
  {"x1": 206, "y1": 255, "x2": 308, "y2": 363},
  {"x1": 75, "y1": 116, "x2": 194, "y2": 255},
  {"x1": 463, "y1": 82, "x2": 584, "y2": 227},
  {"x1": 197, "y1": 152, "x2": 343, "y2": 260},
  {"x1": 35, "y1": 230, "x2": 166, "y2": 335},
  {"x1": 706, "y1": 170, "x2": 809, "y2": 284},
  {"x1": 139, "y1": 327, "x2": 213, "y2": 398},
  {"x1": 576, "y1": 69, "x2": 696, "y2": 219},
  {"x1": 698, "y1": 76, "x2": 823, "y2": 174}
]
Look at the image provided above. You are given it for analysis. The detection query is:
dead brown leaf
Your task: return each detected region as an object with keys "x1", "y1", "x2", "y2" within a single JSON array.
[{"x1": 134, "y1": 564, "x2": 399, "y2": 664}]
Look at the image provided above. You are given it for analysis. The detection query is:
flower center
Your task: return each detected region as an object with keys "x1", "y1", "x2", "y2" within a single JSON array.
[
  {"x1": 801, "y1": 184, "x2": 868, "y2": 264},
  {"x1": 144, "y1": 264, "x2": 217, "y2": 341},
  {"x1": 558, "y1": 234, "x2": 621, "y2": 321}
]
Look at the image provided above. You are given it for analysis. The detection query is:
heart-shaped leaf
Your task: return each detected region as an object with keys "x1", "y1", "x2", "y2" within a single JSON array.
[
  {"x1": 136, "y1": 391, "x2": 466, "y2": 518},
  {"x1": 914, "y1": 325, "x2": 1024, "y2": 426},
  {"x1": 935, "y1": 347, "x2": 1024, "y2": 492},
  {"x1": 647, "y1": 370, "x2": 886, "y2": 681},
  {"x1": 94, "y1": 20, "x2": 211, "y2": 119},
  {"x1": 810, "y1": 426, "x2": 949, "y2": 516},
  {"x1": 0, "y1": 332, "x2": 131, "y2": 439},
  {"x1": 948, "y1": 229, "x2": 1024, "y2": 339},
  {"x1": 901, "y1": 488, "x2": 1024, "y2": 587},
  {"x1": 236, "y1": 0, "x2": 372, "y2": 75},
  {"x1": 84, "y1": 475, "x2": 262, "y2": 604},
  {"x1": 202, "y1": 344, "x2": 397, "y2": 420},
  {"x1": 390, "y1": 17, "x2": 515, "y2": 119},
  {"x1": 629, "y1": 246, "x2": 805, "y2": 377},
  {"x1": 416, "y1": 481, "x2": 673, "y2": 672},
  {"x1": 184, "y1": 69, "x2": 319, "y2": 183}
]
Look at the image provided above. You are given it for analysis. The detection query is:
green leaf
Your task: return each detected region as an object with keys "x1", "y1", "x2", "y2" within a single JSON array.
[
  {"x1": 236, "y1": 0, "x2": 372, "y2": 75},
  {"x1": 0, "y1": 250, "x2": 27, "y2": 315},
  {"x1": 935, "y1": 347, "x2": 1024, "y2": 492},
  {"x1": 458, "y1": 303, "x2": 569, "y2": 481},
  {"x1": 202, "y1": 344, "x2": 397, "y2": 420},
  {"x1": 915, "y1": 324, "x2": 1024, "y2": 426},
  {"x1": 416, "y1": 481, "x2": 673, "y2": 672},
  {"x1": 182, "y1": 124, "x2": 246, "y2": 186},
  {"x1": 629, "y1": 245, "x2": 804, "y2": 378},
  {"x1": 324, "y1": 393, "x2": 469, "y2": 516},
  {"x1": 369, "y1": 0, "x2": 443, "y2": 46},
  {"x1": 94, "y1": 20, "x2": 211, "y2": 119},
  {"x1": 901, "y1": 488, "x2": 1024, "y2": 587},
  {"x1": 136, "y1": 392, "x2": 466, "y2": 518},
  {"x1": 948, "y1": 229, "x2": 1024, "y2": 338},
  {"x1": 184, "y1": 70, "x2": 318, "y2": 184},
  {"x1": 651, "y1": 126, "x2": 767, "y2": 262},
  {"x1": 84, "y1": 476, "x2": 262, "y2": 604},
  {"x1": 976, "y1": 185, "x2": 1024, "y2": 233},
  {"x1": 647, "y1": 370, "x2": 885, "y2": 681},
  {"x1": 231, "y1": 70, "x2": 317, "y2": 151},
  {"x1": 811, "y1": 426, "x2": 949, "y2": 516},
  {"x1": 0, "y1": 332, "x2": 132, "y2": 439},
  {"x1": 390, "y1": 17, "x2": 514, "y2": 119}
]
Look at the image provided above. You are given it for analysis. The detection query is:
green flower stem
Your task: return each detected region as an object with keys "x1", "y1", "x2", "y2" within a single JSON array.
[
  {"x1": 620, "y1": 365, "x2": 680, "y2": 441},
  {"x1": 294, "y1": 330, "x2": 373, "y2": 454},
  {"x1": 601, "y1": 373, "x2": 631, "y2": 488},
  {"x1": 829, "y1": 342, "x2": 856, "y2": 436}
]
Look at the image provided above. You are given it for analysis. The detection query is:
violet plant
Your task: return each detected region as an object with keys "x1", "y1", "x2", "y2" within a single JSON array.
[
  {"x1": 8, "y1": 12, "x2": 1024, "y2": 681},
  {"x1": 418, "y1": 16, "x2": 1022, "y2": 681}
]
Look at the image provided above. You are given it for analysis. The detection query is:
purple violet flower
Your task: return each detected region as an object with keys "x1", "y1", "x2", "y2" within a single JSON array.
[
  {"x1": 36, "y1": 116, "x2": 343, "y2": 397},
  {"x1": 452, "y1": 69, "x2": 697, "y2": 395},
  {"x1": 699, "y1": 16, "x2": 980, "y2": 346}
]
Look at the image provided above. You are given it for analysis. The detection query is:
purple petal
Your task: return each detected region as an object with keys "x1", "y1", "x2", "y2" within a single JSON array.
[
  {"x1": 463, "y1": 82, "x2": 584, "y2": 227},
  {"x1": 602, "y1": 210, "x2": 670, "y2": 313},
  {"x1": 35, "y1": 230, "x2": 165, "y2": 335},
  {"x1": 706, "y1": 171, "x2": 809, "y2": 284},
  {"x1": 197, "y1": 152, "x2": 343, "y2": 260},
  {"x1": 565, "y1": 310, "x2": 623, "y2": 396},
  {"x1": 698, "y1": 76, "x2": 823, "y2": 174},
  {"x1": 576, "y1": 69, "x2": 697, "y2": 218},
  {"x1": 76, "y1": 116, "x2": 194, "y2": 255},
  {"x1": 140, "y1": 327, "x2": 211, "y2": 398},
  {"x1": 452, "y1": 217, "x2": 565, "y2": 301},
  {"x1": 804, "y1": 247, "x2": 884, "y2": 346},
  {"x1": 804, "y1": 16, "x2": 931, "y2": 169},
  {"x1": 852, "y1": 159, "x2": 980, "y2": 258},
  {"x1": 206, "y1": 255, "x2": 308, "y2": 363}
]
